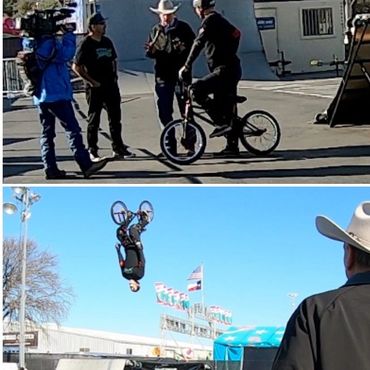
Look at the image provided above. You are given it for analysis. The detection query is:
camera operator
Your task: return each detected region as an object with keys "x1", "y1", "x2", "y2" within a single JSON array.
[{"x1": 29, "y1": 21, "x2": 108, "y2": 179}]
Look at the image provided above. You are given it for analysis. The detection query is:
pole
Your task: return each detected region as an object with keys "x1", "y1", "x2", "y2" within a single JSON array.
[
  {"x1": 19, "y1": 190, "x2": 29, "y2": 370},
  {"x1": 201, "y1": 263, "x2": 205, "y2": 311}
]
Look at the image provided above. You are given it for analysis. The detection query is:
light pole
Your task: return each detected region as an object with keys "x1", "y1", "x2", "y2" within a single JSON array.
[{"x1": 3, "y1": 187, "x2": 41, "y2": 370}]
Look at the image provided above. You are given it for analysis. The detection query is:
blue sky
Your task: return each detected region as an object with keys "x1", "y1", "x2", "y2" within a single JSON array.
[{"x1": 3, "y1": 186, "x2": 369, "y2": 343}]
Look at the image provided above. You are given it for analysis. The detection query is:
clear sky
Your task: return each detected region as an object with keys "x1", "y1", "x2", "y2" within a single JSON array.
[{"x1": 3, "y1": 186, "x2": 369, "y2": 344}]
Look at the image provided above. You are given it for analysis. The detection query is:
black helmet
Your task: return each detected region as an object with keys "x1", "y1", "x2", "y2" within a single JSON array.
[{"x1": 193, "y1": 0, "x2": 215, "y2": 9}]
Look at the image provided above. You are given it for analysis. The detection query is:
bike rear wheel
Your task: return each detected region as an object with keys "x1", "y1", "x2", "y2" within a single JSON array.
[
  {"x1": 160, "y1": 119, "x2": 206, "y2": 165},
  {"x1": 239, "y1": 110, "x2": 281, "y2": 155},
  {"x1": 111, "y1": 201, "x2": 129, "y2": 225}
]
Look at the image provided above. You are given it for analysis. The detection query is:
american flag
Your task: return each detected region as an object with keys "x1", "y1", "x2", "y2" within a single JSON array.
[{"x1": 187, "y1": 265, "x2": 203, "y2": 280}]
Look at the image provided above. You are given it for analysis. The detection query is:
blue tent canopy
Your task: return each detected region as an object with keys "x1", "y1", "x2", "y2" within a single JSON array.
[{"x1": 214, "y1": 326, "x2": 285, "y2": 361}]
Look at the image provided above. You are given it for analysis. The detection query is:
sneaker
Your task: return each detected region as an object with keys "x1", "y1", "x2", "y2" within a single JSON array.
[
  {"x1": 112, "y1": 147, "x2": 136, "y2": 159},
  {"x1": 209, "y1": 125, "x2": 233, "y2": 138},
  {"x1": 216, "y1": 146, "x2": 240, "y2": 157},
  {"x1": 89, "y1": 148, "x2": 101, "y2": 162},
  {"x1": 45, "y1": 168, "x2": 67, "y2": 180},
  {"x1": 83, "y1": 158, "x2": 108, "y2": 178}
]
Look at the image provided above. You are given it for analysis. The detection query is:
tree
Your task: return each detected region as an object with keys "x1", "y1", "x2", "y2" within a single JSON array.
[{"x1": 3, "y1": 238, "x2": 74, "y2": 326}]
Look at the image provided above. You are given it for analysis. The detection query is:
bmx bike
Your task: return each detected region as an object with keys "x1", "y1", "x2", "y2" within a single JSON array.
[
  {"x1": 159, "y1": 82, "x2": 281, "y2": 165},
  {"x1": 111, "y1": 200, "x2": 154, "y2": 226}
]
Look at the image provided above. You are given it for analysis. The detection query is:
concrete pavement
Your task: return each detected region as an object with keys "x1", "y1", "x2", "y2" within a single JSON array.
[{"x1": 3, "y1": 71, "x2": 370, "y2": 184}]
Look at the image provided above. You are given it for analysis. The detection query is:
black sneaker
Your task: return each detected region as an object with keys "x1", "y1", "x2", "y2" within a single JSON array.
[
  {"x1": 83, "y1": 158, "x2": 108, "y2": 178},
  {"x1": 45, "y1": 168, "x2": 67, "y2": 180},
  {"x1": 209, "y1": 125, "x2": 233, "y2": 138},
  {"x1": 89, "y1": 148, "x2": 101, "y2": 162},
  {"x1": 112, "y1": 147, "x2": 136, "y2": 159}
]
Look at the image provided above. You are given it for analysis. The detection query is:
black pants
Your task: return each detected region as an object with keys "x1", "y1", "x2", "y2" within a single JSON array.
[
  {"x1": 85, "y1": 83, "x2": 125, "y2": 152},
  {"x1": 191, "y1": 64, "x2": 242, "y2": 148}
]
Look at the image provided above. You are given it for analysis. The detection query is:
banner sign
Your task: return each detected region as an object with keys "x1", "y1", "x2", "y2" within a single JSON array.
[
  {"x1": 154, "y1": 282, "x2": 190, "y2": 311},
  {"x1": 208, "y1": 305, "x2": 233, "y2": 325},
  {"x1": 3, "y1": 331, "x2": 38, "y2": 347}
]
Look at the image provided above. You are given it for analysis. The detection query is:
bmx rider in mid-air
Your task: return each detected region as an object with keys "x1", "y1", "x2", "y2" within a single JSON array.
[{"x1": 112, "y1": 201, "x2": 154, "y2": 292}]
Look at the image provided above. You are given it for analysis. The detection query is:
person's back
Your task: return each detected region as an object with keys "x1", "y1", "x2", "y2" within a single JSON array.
[
  {"x1": 33, "y1": 33, "x2": 75, "y2": 104},
  {"x1": 277, "y1": 278, "x2": 370, "y2": 369},
  {"x1": 272, "y1": 201, "x2": 370, "y2": 370},
  {"x1": 199, "y1": 11, "x2": 240, "y2": 71}
]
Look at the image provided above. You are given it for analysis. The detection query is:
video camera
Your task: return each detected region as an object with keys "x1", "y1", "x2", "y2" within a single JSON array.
[{"x1": 15, "y1": 0, "x2": 77, "y2": 37}]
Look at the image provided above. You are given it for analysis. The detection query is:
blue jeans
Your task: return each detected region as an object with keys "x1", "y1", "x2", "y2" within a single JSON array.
[
  {"x1": 38, "y1": 100, "x2": 92, "y2": 171},
  {"x1": 155, "y1": 79, "x2": 185, "y2": 126}
]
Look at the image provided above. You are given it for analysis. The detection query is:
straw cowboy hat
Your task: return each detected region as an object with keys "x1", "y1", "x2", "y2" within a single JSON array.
[
  {"x1": 316, "y1": 201, "x2": 370, "y2": 253},
  {"x1": 150, "y1": 0, "x2": 181, "y2": 14}
]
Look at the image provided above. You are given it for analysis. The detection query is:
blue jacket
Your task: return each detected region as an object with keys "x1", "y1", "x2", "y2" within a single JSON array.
[{"x1": 33, "y1": 32, "x2": 76, "y2": 105}]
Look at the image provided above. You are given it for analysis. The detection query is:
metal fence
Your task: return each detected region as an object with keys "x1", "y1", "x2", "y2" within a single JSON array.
[
  {"x1": 3, "y1": 58, "x2": 25, "y2": 98},
  {"x1": 2, "y1": 58, "x2": 84, "y2": 101}
]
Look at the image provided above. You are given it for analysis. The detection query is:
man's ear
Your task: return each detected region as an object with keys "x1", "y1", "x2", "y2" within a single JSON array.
[{"x1": 344, "y1": 244, "x2": 356, "y2": 274}]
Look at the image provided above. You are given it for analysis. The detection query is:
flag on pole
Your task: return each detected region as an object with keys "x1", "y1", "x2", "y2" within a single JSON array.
[
  {"x1": 187, "y1": 265, "x2": 203, "y2": 280},
  {"x1": 187, "y1": 280, "x2": 202, "y2": 291}
]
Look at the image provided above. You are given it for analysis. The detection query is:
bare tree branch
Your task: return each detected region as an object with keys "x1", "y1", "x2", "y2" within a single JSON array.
[{"x1": 3, "y1": 238, "x2": 74, "y2": 326}]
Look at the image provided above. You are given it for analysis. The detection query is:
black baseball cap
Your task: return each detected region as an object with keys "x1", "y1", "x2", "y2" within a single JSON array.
[{"x1": 88, "y1": 13, "x2": 108, "y2": 26}]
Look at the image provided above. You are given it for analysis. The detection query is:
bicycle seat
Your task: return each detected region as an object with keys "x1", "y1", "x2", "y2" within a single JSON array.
[{"x1": 236, "y1": 96, "x2": 247, "y2": 104}]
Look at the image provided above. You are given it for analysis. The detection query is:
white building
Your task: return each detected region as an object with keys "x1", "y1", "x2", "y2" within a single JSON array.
[
  {"x1": 3, "y1": 323, "x2": 213, "y2": 360},
  {"x1": 254, "y1": 0, "x2": 346, "y2": 74}
]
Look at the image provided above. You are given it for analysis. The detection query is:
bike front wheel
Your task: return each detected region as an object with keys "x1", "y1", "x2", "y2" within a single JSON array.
[
  {"x1": 239, "y1": 110, "x2": 281, "y2": 155},
  {"x1": 160, "y1": 119, "x2": 207, "y2": 165}
]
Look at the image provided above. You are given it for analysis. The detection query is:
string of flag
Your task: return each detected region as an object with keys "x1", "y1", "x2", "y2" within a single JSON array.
[
  {"x1": 154, "y1": 282, "x2": 190, "y2": 310},
  {"x1": 154, "y1": 264, "x2": 232, "y2": 325}
]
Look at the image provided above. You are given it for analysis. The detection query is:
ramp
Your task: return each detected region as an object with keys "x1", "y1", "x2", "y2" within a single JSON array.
[
  {"x1": 329, "y1": 14, "x2": 370, "y2": 126},
  {"x1": 99, "y1": 0, "x2": 276, "y2": 80},
  {"x1": 56, "y1": 358, "x2": 129, "y2": 370}
]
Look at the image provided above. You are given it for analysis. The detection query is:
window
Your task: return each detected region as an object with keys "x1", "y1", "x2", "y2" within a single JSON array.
[
  {"x1": 302, "y1": 8, "x2": 334, "y2": 37},
  {"x1": 126, "y1": 348, "x2": 133, "y2": 355}
]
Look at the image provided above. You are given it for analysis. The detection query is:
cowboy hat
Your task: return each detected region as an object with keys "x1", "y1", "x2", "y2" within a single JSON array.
[
  {"x1": 150, "y1": 0, "x2": 181, "y2": 15},
  {"x1": 316, "y1": 201, "x2": 370, "y2": 253}
]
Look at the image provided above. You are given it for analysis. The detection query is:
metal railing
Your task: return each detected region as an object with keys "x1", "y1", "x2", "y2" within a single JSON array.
[{"x1": 3, "y1": 58, "x2": 25, "y2": 98}]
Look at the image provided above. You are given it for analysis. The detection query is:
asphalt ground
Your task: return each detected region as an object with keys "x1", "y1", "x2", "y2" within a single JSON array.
[{"x1": 3, "y1": 72, "x2": 370, "y2": 184}]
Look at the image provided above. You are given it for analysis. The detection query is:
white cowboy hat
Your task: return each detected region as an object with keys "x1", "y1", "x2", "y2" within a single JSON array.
[
  {"x1": 150, "y1": 0, "x2": 181, "y2": 15},
  {"x1": 316, "y1": 201, "x2": 370, "y2": 253}
]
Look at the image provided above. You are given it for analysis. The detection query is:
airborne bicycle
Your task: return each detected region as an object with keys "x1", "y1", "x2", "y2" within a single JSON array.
[{"x1": 160, "y1": 81, "x2": 281, "y2": 165}]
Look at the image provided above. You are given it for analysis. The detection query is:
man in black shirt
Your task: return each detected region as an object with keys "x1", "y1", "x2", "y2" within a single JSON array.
[
  {"x1": 146, "y1": 0, "x2": 195, "y2": 131},
  {"x1": 73, "y1": 13, "x2": 134, "y2": 160},
  {"x1": 179, "y1": 0, "x2": 242, "y2": 154},
  {"x1": 115, "y1": 210, "x2": 150, "y2": 292},
  {"x1": 272, "y1": 201, "x2": 370, "y2": 370}
]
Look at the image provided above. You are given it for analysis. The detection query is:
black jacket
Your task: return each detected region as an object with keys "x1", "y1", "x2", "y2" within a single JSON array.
[
  {"x1": 185, "y1": 11, "x2": 241, "y2": 72},
  {"x1": 272, "y1": 271, "x2": 370, "y2": 370},
  {"x1": 146, "y1": 18, "x2": 195, "y2": 82},
  {"x1": 121, "y1": 244, "x2": 145, "y2": 281}
]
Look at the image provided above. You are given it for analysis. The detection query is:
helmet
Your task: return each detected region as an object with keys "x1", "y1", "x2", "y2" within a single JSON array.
[{"x1": 193, "y1": 0, "x2": 215, "y2": 9}]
